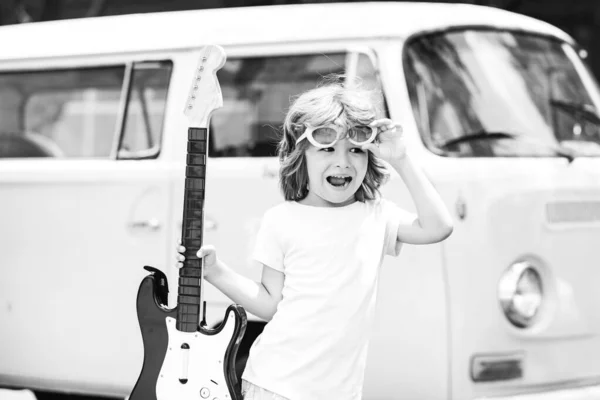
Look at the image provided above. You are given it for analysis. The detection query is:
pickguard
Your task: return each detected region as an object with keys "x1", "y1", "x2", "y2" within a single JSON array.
[{"x1": 156, "y1": 313, "x2": 238, "y2": 400}]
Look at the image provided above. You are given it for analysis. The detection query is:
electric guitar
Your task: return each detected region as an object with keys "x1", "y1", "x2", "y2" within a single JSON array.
[{"x1": 129, "y1": 45, "x2": 247, "y2": 400}]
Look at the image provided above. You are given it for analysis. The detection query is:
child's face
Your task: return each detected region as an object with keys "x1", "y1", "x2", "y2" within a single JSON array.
[{"x1": 302, "y1": 136, "x2": 369, "y2": 207}]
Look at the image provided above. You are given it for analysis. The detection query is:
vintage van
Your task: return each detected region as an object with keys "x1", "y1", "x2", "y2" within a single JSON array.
[{"x1": 1, "y1": 2, "x2": 599, "y2": 399}]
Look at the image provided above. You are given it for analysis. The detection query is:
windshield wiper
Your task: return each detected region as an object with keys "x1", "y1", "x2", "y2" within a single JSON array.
[
  {"x1": 438, "y1": 130, "x2": 575, "y2": 162},
  {"x1": 439, "y1": 131, "x2": 516, "y2": 149},
  {"x1": 550, "y1": 99, "x2": 600, "y2": 125}
]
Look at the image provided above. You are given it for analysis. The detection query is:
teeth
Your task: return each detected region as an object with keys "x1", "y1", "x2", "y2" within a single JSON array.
[{"x1": 326, "y1": 175, "x2": 352, "y2": 188}]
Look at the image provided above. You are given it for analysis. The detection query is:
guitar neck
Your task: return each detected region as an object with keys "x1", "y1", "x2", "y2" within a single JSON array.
[{"x1": 177, "y1": 127, "x2": 208, "y2": 332}]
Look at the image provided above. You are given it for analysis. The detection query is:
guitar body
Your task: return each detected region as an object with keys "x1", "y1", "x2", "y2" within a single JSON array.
[
  {"x1": 129, "y1": 45, "x2": 247, "y2": 400},
  {"x1": 130, "y1": 268, "x2": 246, "y2": 400}
]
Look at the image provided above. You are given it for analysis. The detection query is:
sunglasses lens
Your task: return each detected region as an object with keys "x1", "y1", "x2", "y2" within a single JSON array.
[
  {"x1": 311, "y1": 127, "x2": 339, "y2": 146},
  {"x1": 348, "y1": 126, "x2": 374, "y2": 144}
]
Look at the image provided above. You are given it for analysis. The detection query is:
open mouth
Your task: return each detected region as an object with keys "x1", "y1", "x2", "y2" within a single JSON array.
[{"x1": 326, "y1": 175, "x2": 353, "y2": 188}]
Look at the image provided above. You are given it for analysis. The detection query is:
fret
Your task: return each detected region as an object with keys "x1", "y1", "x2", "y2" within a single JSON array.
[
  {"x1": 185, "y1": 199, "x2": 204, "y2": 211},
  {"x1": 189, "y1": 128, "x2": 207, "y2": 141},
  {"x1": 178, "y1": 286, "x2": 201, "y2": 296},
  {"x1": 186, "y1": 166, "x2": 206, "y2": 177},
  {"x1": 187, "y1": 141, "x2": 207, "y2": 153},
  {"x1": 185, "y1": 191, "x2": 205, "y2": 209},
  {"x1": 184, "y1": 220, "x2": 203, "y2": 230},
  {"x1": 187, "y1": 154, "x2": 206, "y2": 165},
  {"x1": 179, "y1": 277, "x2": 201, "y2": 287},
  {"x1": 178, "y1": 295, "x2": 202, "y2": 305},
  {"x1": 185, "y1": 179, "x2": 205, "y2": 190},
  {"x1": 185, "y1": 208, "x2": 203, "y2": 219},
  {"x1": 183, "y1": 229, "x2": 203, "y2": 240},
  {"x1": 185, "y1": 189, "x2": 205, "y2": 200},
  {"x1": 183, "y1": 238, "x2": 203, "y2": 248},
  {"x1": 179, "y1": 303, "x2": 200, "y2": 315},
  {"x1": 182, "y1": 260, "x2": 202, "y2": 269}
]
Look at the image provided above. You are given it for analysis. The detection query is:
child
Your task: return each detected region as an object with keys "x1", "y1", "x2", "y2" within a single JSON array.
[{"x1": 178, "y1": 78, "x2": 453, "y2": 400}]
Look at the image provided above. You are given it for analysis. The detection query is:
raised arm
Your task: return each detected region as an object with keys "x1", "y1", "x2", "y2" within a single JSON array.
[
  {"x1": 362, "y1": 119, "x2": 454, "y2": 245},
  {"x1": 389, "y1": 154, "x2": 454, "y2": 244}
]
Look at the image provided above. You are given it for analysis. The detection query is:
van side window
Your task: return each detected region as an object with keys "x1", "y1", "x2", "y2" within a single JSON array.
[
  {"x1": 0, "y1": 66, "x2": 125, "y2": 158},
  {"x1": 0, "y1": 62, "x2": 171, "y2": 159},
  {"x1": 209, "y1": 52, "x2": 384, "y2": 157},
  {"x1": 118, "y1": 61, "x2": 172, "y2": 159}
]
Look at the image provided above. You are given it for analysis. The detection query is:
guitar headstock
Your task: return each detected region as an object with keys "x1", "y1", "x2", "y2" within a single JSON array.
[{"x1": 183, "y1": 44, "x2": 227, "y2": 128}]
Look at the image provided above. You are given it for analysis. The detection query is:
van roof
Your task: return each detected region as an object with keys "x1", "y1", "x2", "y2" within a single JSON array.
[{"x1": 0, "y1": 2, "x2": 573, "y2": 61}]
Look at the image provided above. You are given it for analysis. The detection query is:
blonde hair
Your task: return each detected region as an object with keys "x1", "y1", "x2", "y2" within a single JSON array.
[{"x1": 278, "y1": 76, "x2": 389, "y2": 201}]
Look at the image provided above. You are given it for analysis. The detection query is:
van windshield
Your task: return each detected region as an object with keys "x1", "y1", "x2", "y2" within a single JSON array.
[{"x1": 404, "y1": 30, "x2": 600, "y2": 157}]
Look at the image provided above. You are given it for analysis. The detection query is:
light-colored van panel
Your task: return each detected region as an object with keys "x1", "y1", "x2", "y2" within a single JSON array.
[{"x1": 1, "y1": 3, "x2": 599, "y2": 400}]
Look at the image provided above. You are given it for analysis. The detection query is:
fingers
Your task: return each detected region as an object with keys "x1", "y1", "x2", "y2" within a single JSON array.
[
  {"x1": 176, "y1": 244, "x2": 215, "y2": 269},
  {"x1": 361, "y1": 142, "x2": 379, "y2": 154},
  {"x1": 197, "y1": 244, "x2": 215, "y2": 259},
  {"x1": 175, "y1": 251, "x2": 185, "y2": 269},
  {"x1": 370, "y1": 119, "x2": 402, "y2": 135}
]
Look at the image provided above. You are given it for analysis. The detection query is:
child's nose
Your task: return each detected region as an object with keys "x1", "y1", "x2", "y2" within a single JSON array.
[{"x1": 334, "y1": 149, "x2": 351, "y2": 167}]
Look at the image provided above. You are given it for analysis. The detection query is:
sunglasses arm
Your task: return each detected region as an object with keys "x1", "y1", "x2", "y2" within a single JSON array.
[{"x1": 295, "y1": 131, "x2": 309, "y2": 144}]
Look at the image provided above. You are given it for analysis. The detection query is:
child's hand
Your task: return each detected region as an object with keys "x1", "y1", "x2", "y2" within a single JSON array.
[
  {"x1": 176, "y1": 243, "x2": 220, "y2": 279},
  {"x1": 361, "y1": 119, "x2": 406, "y2": 162}
]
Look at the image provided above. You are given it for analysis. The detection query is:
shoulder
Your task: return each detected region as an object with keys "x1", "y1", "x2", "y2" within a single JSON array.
[
  {"x1": 264, "y1": 201, "x2": 295, "y2": 216},
  {"x1": 362, "y1": 197, "x2": 391, "y2": 213},
  {"x1": 364, "y1": 197, "x2": 415, "y2": 221},
  {"x1": 261, "y1": 201, "x2": 297, "y2": 224}
]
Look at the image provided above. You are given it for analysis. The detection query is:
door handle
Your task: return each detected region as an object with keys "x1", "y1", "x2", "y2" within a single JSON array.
[
  {"x1": 263, "y1": 165, "x2": 278, "y2": 179},
  {"x1": 129, "y1": 218, "x2": 161, "y2": 231},
  {"x1": 205, "y1": 217, "x2": 217, "y2": 231}
]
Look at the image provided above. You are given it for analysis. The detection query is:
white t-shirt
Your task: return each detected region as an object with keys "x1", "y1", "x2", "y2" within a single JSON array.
[{"x1": 242, "y1": 199, "x2": 415, "y2": 400}]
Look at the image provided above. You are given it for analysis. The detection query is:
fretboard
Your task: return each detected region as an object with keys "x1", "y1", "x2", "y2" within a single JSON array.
[{"x1": 177, "y1": 127, "x2": 208, "y2": 332}]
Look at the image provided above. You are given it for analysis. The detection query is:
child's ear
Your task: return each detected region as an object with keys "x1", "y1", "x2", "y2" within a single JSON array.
[{"x1": 290, "y1": 122, "x2": 303, "y2": 135}]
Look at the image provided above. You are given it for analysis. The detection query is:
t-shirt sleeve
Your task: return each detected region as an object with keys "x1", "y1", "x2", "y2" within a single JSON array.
[
  {"x1": 252, "y1": 209, "x2": 285, "y2": 272},
  {"x1": 382, "y1": 199, "x2": 417, "y2": 257}
]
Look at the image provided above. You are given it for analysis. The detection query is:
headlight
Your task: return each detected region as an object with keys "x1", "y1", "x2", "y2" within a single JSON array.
[{"x1": 498, "y1": 261, "x2": 544, "y2": 328}]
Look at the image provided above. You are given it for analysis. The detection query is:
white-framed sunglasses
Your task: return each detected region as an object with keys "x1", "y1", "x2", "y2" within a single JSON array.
[{"x1": 295, "y1": 124, "x2": 378, "y2": 148}]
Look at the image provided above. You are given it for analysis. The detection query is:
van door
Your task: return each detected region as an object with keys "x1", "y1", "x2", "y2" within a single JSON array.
[
  {"x1": 0, "y1": 60, "x2": 174, "y2": 394},
  {"x1": 194, "y1": 48, "x2": 386, "y2": 325}
]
